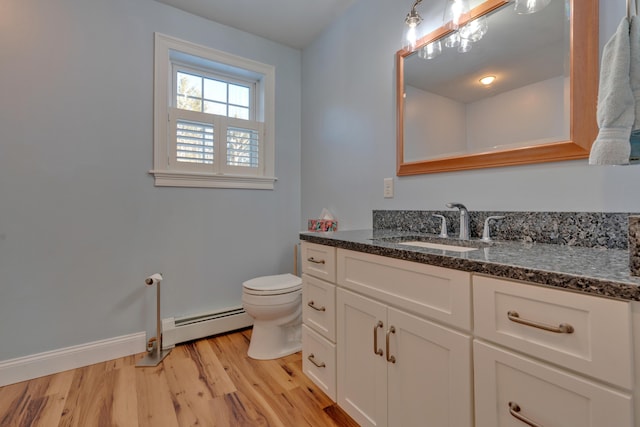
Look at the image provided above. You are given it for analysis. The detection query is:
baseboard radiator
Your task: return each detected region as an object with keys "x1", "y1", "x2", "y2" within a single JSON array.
[{"x1": 162, "y1": 306, "x2": 253, "y2": 349}]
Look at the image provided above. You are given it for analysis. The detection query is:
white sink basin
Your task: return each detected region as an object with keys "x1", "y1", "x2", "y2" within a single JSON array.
[{"x1": 398, "y1": 241, "x2": 479, "y2": 252}]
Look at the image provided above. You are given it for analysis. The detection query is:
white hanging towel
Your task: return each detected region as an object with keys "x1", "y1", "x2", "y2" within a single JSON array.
[
  {"x1": 589, "y1": 17, "x2": 633, "y2": 165},
  {"x1": 631, "y1": 15, "x2": 640, "y2": 131}
]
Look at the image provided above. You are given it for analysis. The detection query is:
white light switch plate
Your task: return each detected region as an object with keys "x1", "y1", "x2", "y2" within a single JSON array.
[{"x1": 384, "y1": 177, "x2": 394, "y2": 198}]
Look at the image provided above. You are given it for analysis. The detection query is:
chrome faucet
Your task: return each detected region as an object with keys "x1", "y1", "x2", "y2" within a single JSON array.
[{"x1": 446, "y1": 202, "x2": 470, "y2": 240}]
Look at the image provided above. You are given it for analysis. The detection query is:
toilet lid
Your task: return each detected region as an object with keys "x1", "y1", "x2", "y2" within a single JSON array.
[{"x1": 243, "y1": 273, "x2": 302, "y2": 295}]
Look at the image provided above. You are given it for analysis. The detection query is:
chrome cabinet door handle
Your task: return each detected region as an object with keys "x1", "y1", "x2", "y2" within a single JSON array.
[
  {"x1": 507, "y1": 311, "x2": 574, "y2": 334},
  {"x1": 385, "y1": 326, "x2": 396, "y2": 364},
  {"x1": 509, "y1": 402, "x2": 542, "y2": 427},
  {"x1": 307, "y1": 301, "x2": 326, "y2": 312},
  {"x1": 307, "y1": 353, "x2": 326, "y2": 368},
  {"x1": 307, "y1": 257, "x2": 326, "y2": 264},
  {"x1": 373, "y1": 321, "x2": 384, "y2": 356}
]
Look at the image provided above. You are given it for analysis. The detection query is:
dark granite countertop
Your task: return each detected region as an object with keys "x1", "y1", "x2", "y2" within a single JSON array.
[{"x1": 300, "y1": 229, "x2": 640, "y2": 302}]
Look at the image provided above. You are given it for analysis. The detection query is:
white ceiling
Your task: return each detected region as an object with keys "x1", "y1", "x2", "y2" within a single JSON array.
[{"x1": 153, "y1": 0, "x2": 358, "y2": 49}]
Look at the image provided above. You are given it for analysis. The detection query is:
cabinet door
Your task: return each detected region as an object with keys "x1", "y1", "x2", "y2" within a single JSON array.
[
  {"x1": 387, "y1": 308, "x2": 473, "y2": 427},
  {"x1": 337, "y1": 288, "x2": 388, "y2": 427},
  {"x1": 474, "y1": 341, "x2": 633, "y2": 427}
]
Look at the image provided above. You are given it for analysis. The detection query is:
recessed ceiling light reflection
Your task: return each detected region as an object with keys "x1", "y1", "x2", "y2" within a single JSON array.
[{"x1": 479, "y1": 75, "x2": 496, "y2": 86}]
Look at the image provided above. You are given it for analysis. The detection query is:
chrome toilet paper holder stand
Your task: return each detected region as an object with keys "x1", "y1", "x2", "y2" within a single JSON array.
[{"x1": 136, "y1": 273, "x2": 172, "y2": 367}]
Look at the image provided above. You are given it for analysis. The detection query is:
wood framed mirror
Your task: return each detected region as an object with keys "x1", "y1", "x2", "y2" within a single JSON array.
[{"x1": 396, "y1": 0, "x2": 598, "y2": 175}]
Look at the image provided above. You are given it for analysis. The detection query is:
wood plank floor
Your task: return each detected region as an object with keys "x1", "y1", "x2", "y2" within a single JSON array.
[{"x1": 0, "y1": 328, "x2": 358, "y2": 427}]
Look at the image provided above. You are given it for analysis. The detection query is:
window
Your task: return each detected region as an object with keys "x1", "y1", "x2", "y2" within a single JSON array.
[{"x1": 151, "y1": 33, "x2": 276, "y2": 189}]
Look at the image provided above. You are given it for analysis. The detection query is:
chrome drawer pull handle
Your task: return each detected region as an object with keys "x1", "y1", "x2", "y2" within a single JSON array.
[
  {"x1": 509, "y1": 402, "x2": 542, "y2": 427},
  {"x1": 373, "y1": 321, "x2": 384, "y2": 356},
  {"x1": 507, "y1": 311, "x2": 574, "y2": 334},
  {"x1": 307, "y1": 257, "x2": 326, "y2": 264},
  {"x1": 385, "y1": 326, "x2": 396, "y2": 364},
  {"x1": 307, "y1": 301, "x2": 326, "y2": 312},
  {"x1": 307, "y1": 353, "x2": 326, "y2": 368}
]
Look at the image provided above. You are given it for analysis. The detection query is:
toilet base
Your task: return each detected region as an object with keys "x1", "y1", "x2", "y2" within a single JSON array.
[{"x1": 247, "y1": 320, "x2": 302, "y2": 360}]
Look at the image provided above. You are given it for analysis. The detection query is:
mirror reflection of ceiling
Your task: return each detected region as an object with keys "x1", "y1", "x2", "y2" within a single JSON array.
[{"x1": 404, "y1": 0, "x2": 567, "y2": 104}]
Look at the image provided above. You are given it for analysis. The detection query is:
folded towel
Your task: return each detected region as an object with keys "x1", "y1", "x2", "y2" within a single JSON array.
[{"x1": 589, "y1": 18, "x2": 633, "y2": 165}]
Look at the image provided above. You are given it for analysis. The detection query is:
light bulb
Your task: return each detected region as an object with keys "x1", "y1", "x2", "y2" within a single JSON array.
[
  {"x1": 443, "y1": 0, "x2": 470, "y2": 30},
  {"x1": 406, "y1": 25, "x2": 418, "y2": 49}
]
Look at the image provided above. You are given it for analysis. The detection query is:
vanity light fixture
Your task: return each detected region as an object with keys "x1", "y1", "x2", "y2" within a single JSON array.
[
  {"x1": 403, "y1": 0, "x2": 480, "y2": 52},
  {"x1": 403, "y1": 0, "x2": 549, "y2": 53},
  {"x1": 479, "y1": 75, "x2": 496, "y2": 86}
]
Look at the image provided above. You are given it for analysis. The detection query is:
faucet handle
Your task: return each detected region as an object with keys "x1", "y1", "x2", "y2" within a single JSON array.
[
  {"x1": 432, "y1": 214, "x2": 448, "y2": 238},
  {"x1": 482, "y1": 216, "x2": 505, "y2": 242}
]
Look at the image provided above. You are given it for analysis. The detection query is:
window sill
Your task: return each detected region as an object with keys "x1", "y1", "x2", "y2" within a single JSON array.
[{"x1": 149, "y1": 170, "x2": 277, "y2": 189}]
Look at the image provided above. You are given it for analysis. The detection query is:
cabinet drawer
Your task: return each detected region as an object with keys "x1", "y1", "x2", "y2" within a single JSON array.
[
  {"x1": 301, "y1": 242, "x2": 336, "y2": 282},
  {"x1": 302, "y1": 274, "x2": 336, "y2": 342},
  {"x1": 474, "y1": 341, "x2": 633, "y2": 427},
  {"x1": 337, "y1": 249, "x2": 472, "y2": 330},
  {"x1": 302, "y1": 324, "x2": 336, "y2": 401},
  {"x1": 473, "y1": 275, "x2": 632, "y2": 389}
]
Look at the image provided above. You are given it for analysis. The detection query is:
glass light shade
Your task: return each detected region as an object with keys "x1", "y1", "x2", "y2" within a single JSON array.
[
  {"x1": 443, "y1": 0, "x2": 471, "y2": 30},
  {"x1": 514, "y1": 0, "x2": 551, "y2": 14},
  {"x1": 418, "y1": 40, "x2": 442, "y2": 59},
  {"x1": 403, "y1": 23, "x2": 419, "y2": 50},
  {"x1": 444, "y1": 32, "x2": 461, "y2": 48},
  {"x1": 458, "y1": 37, "x2": 473, "y2": 53},
  {"x1": 459, "y1": 17, "x2": 488, "y2": 42},
  {"x1": 403, "y1": 8, "x2": 423, "y2": 50}
]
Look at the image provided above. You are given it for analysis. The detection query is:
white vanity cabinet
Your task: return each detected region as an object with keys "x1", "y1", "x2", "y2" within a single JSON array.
[
  {"x1": 301, "y1": 242, "x2": 337, "y2": 400},
  {"x1": 336, "y1": 249, "x2": 473, "y2": 427},
  {"x1": 300, "y1": 240, "x2": 639, "y2": 427}
]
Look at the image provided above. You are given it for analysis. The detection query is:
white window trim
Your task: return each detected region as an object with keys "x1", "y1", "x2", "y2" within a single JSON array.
[{"x1": 150, "y1": 33, "x2": 276, "y2": 189}]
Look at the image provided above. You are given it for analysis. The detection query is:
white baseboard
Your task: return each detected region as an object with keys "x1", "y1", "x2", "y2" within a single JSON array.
[
  {"x1": 0, "y1": 332, "x2": 146, "y2": 387},
  {"x1": 0, "y1": 307, "x2": 254, "y2": 387}
]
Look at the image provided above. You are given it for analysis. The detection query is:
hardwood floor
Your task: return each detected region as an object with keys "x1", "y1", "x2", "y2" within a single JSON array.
[{"x1": 0, "y1": 328, "x2": 358, "y2": 427}]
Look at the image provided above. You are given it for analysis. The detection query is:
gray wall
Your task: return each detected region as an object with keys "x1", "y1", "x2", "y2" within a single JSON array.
[
  {"x1": 301, "y1": 0, "x2": 640, "y2": 231},
  {"x1": 0, "y1": 0, "x2": 301, "y2": 360}
]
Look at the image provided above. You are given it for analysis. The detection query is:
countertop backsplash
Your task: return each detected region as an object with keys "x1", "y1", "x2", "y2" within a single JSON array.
[
  {"x1": 373, "y1": 210, "x2": 637, "y2": 250},
  {"x1": 630, "y1": 216, "x2": 640, "y2": 276}
]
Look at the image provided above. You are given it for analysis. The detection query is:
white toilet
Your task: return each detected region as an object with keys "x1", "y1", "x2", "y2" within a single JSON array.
[{"x1": 242, "y1": 273, "x2": 303, "y2": 360}]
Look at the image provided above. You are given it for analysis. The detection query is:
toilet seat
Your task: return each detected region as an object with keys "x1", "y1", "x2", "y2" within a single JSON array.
[{"x1": 243, "y1": 273, "x2": 302, "y2": 296}]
